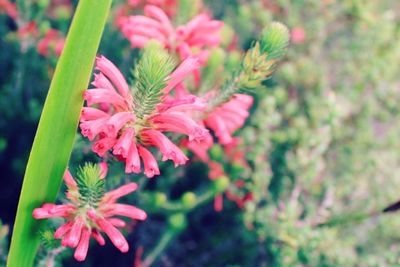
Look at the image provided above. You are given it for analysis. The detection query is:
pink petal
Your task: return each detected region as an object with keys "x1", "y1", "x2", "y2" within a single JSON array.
[
  {"x1": 163, "y1": 57, "x2": 199, "y2": 94},
  {"x1": 74, "y1": 227, "x2": 91, "y2": 262},
  {"x1": 113, "y1": 128, "x2": 135, "y2": 158},
  {"x1": 95, "y1": 216, "x2": 129, "y2": 252},
  {"x1": 92, "y1": 137, "x2": 117, "y2": 157},
  {"x1": 95, "y1": 56, "x2": 130, "y2": 98},
  {"x1": 92, "y1": 229, "x2": 106, "y2": 246},
  {"x1": 64, "y1": 217, "x2": 84, "y2": 248},
  {"x1": 125, "y1": 143, "x2": 141, "y2": 174},
  {"x1": 81, "y1": 107, "x2": 109, "y2": 122},
  {"x1": 108, "y1": 218, "x2": 127, "y2": 228},
  {"x1": 105, "y1": 112, "x2": 135, "y2": 137},
  {"x1": 63, "y1": 169, "x2": 77, "y2": 189},
  {"x1": 141, "y1": 130, "x2": 188, "y2": 166},
  {"x1": 84, "y1": 89, "x2": 128, "y2": 110},
  {"x1": 137, "y1": 146, "x2": 160, "y2": 178},
  {"x1": 103, "y1": 182, "x2": 138, "y2": 202},
  {"x1": 144, "y1": 5, "x2": 174, "y2": 35},
  {"x1": 80, "y1": 117, "x2": 109, "y2": 141},
  {"x1": 54, "y1": 222, "x2": 73, "y2": 239},
  {"x1": 105, "y1": 204, "x2": 147, "y2": 221},
  {"x1": 99, "y1": 161, "x2": 108, "y2": 179}
]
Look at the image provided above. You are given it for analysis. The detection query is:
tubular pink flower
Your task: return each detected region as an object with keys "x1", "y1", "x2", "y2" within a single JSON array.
[
  {"x1": 205, "y1": 94, "x2": 254, "y2": 145},
  {"x1": 138, "y1": 145, "x2": 160, "y2": 178},
  {"x1": 108, "y1": 218, "x2": 127, "y2": 228},
  {"x1": 125, "y1": 143, "x2": 141, "y2": 174},
  {"x1": 113, "y1": 128, "x2": 135, "y2": 158},
  {"x1": 99, "y1": 161, "x2": 108, "y2": 179},
  {"x1": 80, "y1": 117, "x2": 109, "y2": 141},
  {"x1": 95, "y1": 56, "x2": 130, "y2": 98},
  {"x1": 182, "y1": 133, "x2": 213, "y2": 162},
  {"x1": 54, "y1": 222, "x2": 73, "y2": 239},
  {"x1": 141, "y1": 130, "x2": 188, "y2": 166},
  {"x1": 158, "y1": 94, "x2": 207, "y2": 113},
  {"x1": 104, "y1": 204, "x2": 147, "y2": 221},
  {"x1": 103, "y1": 182, "x2": 138, "y2": 202},
  {"x1": 81, "y1": 107, "x2": 109, "y2": 122},
  {"x1": 84, "y1": 89, "x2": 128, "y2": 110},
  {"x1": 32, "y1": 204, "x2": 75, "y2": 219},
  {"x1": 151, "y1": 112, "x2": 209, "y2": 142},
  {"x1": 144, "y1": 5, "x2": 174, "y2": 35},
  {"x1": 63, "y1": 217, "x2": 84, "y2": 248},
  {"x1": 92, "y1": 137, "x2": 117, "y2": 157},
  {"x1": 74, "y1": 227, "x2": 91, "y2": 261},
  {"x1": 163, "y1": 57, "x2": 199, "y2": 94},
  {"x1": 92, "y1": 230, "x2": 106, "y2": 246},
  {"x1": 105, "y1": 112, "x2": 135, "y2": 137},
  {"x1": 92, "y1": 216, "x2": 129, "y2": 253},
  {"x1": 64, "y1": 169, "x2": 77, "y2": 189},
  {"x1": 92, "y1": 73, "x2": 115, "y2": 91}
]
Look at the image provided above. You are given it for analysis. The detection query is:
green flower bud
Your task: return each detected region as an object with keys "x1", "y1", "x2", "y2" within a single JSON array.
[
  {"x1": 209, "y1": 145, "x2": 224, "y2": 161},
  {"x1": 168, "y1": 213, "x2": 187, "y2": 232},
  {"x1": 181, "y1": 192, "x2": 196, "y2": 210},
  {"x1": 154, "y1": 192, "x2": 167, "y2": 208},
  {"x1": 212, "y1": 176, "x2": 230, "y2": 193},
  {"x1": 259, "y1": 22, "x2": 289, "y2": 61}
]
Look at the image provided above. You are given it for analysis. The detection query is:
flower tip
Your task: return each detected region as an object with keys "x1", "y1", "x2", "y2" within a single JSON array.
[
  {"x1": 120, "y1": 243, "x2": 129, "y2": 253},
  {"x1": 32, "y1": 208, "x2": 45, "y2": 219},
  {"x1": 74, "y1": 252, "x2": 87, "y2": 262}
]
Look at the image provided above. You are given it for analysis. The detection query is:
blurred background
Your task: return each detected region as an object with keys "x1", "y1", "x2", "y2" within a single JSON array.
[{"x1": 1, "y1": 0, "x2": 400, "y2": 266}]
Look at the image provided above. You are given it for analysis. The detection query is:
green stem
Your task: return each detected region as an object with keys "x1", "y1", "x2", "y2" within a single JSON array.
[
  {"x1": 7, "y1": 1, "x2": 112, "y2": 266},
  {"x1": 142, "y1": 229, "x2": 176, "y2": 267}
]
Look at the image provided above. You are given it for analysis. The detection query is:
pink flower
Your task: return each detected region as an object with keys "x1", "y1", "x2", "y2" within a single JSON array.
[
  {"x1": 33, "y1": 164, "x2": 147, "y2": 262},
  {"x1": 0, "y1": 0, "x2": 18, "y2": 19},
  {"x1": 291, "y1": 26, "x2": 305, "y2": 44},
  {"x1": 205, "y1": 94, "x2": 253, "y2": 145},
  {"x1": 37, "y1": 29, "x2": 65, "y2": 57},
  {"x1": 80, "y1": 55, "x2": 209, "y2": 177},
  {"x1": 119, "y1": 5, "x2": 223, "y2": 64}
]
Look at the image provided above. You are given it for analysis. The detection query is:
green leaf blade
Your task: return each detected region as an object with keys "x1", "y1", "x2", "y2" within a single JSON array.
[{"x1": 7, "y1": 1, "x2": 112, "y2": 266}]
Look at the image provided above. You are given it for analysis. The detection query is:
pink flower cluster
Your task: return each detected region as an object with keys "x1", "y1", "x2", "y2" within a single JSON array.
[
  {"x1": 205, "y1": 94, "x2": 253, "y2": 145},
  {"x1": 37, "y1": 29, "x2": 65, "y2": 57},
  {"x1": 33, "y1": 165, "x2": 146, "y2": 261},
  {"x1": 119, "y1": 5, "x2": 223, "y2": 64},
  {"x1": 80, "y1": 55, "x2": 210, "y2": 177},
  {"x1": 128, "y1": 0, "x2": 177, "y2": 16}
]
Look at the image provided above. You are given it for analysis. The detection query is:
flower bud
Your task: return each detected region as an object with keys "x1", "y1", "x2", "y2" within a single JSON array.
[
  {"x1": 181, "y1": 192, "x2": 196, "y2": 210},
  {"x1": 259, "y1": 22, "x2": 289, "y2": 61},
  {"x1": 212, "y1": 176, "x2": 230, "y2": 193},
  {"x1": 168, "y1": 213, "x2": 187, "y2": 232}
]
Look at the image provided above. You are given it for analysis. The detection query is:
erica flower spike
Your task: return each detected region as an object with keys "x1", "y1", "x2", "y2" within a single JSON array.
[
  {"x1": 33, "y1": 163, "x2": 147, "y2": 261},
  {"x1": 80, "y1": 44, "x2": 210, "y2": 177}
]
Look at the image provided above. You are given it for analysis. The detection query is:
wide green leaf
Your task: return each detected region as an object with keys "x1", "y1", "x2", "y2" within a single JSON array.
[{"x1": 7, "y1": 0, "x2": 112, "y2": 266}]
